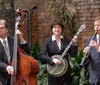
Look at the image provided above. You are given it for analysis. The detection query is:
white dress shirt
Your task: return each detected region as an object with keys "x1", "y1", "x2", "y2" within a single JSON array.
[
  {"x1": 96, "y1": 34, "x2": 100, "y2": 52},
  {"x1": 52, "y1": 35, "x2": 63, "y2": 50}
]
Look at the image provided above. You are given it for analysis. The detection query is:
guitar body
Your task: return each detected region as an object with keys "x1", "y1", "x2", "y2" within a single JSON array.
[{"x1": 47, "y1": 55, "x2": 68, "y2": 77}]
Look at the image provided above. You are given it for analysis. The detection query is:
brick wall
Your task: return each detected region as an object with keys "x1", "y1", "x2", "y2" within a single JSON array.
[
  {"x1": 37, "y1": 0, "x2": 100, "y2": 50},
  {"x1": 72, "y1": 0, "x2": 100, "y2": 49},
  {"x1": 15, "y1": 0, "x2": 100, "y2": 50}
]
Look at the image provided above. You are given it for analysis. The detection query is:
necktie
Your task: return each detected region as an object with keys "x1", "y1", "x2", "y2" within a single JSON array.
[{"x1": 3, "y1": 40, "x2": 10, "y2": 62}]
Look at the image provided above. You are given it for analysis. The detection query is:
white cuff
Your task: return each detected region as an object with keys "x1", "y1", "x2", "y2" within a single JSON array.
[
  {"x1": 20, "y1": 40, "x2": 27, "y2": 44},
  {"x1": 97, "y1": 46, "x2": 100, "y2": 52}
]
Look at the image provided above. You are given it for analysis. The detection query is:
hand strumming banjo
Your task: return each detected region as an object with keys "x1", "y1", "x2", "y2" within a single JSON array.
[{"x1": 47, "y1": 24, "x2": 86, "y2": 77}]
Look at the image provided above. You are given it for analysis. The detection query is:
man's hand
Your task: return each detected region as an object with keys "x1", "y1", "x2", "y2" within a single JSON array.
[
  {"x1": 16, "y1": 29, "x2": 26, "y2": 44},
  {"x1": 89, "y1": 40, "x2": 99, "y2": 50},
  {"x1": 6, "y1": 66, "x2": 14, "y2": 75},
  {"x1": 83, "y1": 46, "x2": 90, "y2": 56}
]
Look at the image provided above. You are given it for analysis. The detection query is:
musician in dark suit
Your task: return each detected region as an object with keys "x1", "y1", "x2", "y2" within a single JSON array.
[
  {"x1": 40, "y1": 20, "x2": 78, "y2": 85},
  {"x1": 0, "y1": 19, "x2": 30, "y2": 85},
  {"x1": 83, "y1": 17, "x2": 100, "y2": 85}
]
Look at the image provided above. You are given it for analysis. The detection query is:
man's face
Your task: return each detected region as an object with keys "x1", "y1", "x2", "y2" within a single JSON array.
[
  {"x1": 0, "y1": 22, "x2": 8, "y2": 39},
  {"x1": 94, "y1": 19, "x2": 100, "y2": 35}
]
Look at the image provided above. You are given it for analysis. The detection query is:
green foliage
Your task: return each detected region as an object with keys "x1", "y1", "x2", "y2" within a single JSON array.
[
  {"x1": 69, "y1": 50, "x2": 89, "y2": 85},
  {"x1": 38, "y1": 61, "x2": 48, "y2": 85},
  {"x1": 30, "y1": 40, "x2": 41, "y2": 60}
]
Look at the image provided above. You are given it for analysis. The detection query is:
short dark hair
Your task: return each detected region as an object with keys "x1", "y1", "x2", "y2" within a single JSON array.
[{"x1": 50, "y1": 20, "x2": 64, "y2": 30}]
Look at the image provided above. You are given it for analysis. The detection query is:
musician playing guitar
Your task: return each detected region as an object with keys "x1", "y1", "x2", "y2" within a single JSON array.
[{"x1": 40, "y1": 20, "x2": 78, "y2": 85}]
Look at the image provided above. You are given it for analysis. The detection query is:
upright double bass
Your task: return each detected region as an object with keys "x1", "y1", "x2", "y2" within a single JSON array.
[{"x1": 10, "y1": 9, "x2": 40, "y2": 85}]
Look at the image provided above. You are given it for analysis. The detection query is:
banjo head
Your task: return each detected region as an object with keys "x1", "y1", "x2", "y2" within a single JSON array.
[{"x1": 47, "y1": 55, "x2": 68, "y2": 77}]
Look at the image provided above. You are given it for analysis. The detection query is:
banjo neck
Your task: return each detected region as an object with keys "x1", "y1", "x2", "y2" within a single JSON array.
[
  {"x1": 61, "y1": 24, "x2": 86, "y2": 58},
  {"x1": 61, "y1": 40, "x2": 73, "y2": 58}
]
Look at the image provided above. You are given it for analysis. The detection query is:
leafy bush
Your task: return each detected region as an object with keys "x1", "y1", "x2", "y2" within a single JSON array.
[
  {"x1": 69, "y1": 50, "x2": 89, "y2": 85},
  {"x1": 38, "y1": 61, "x2": 48, "y2": 85},
  {"x1": 30, "y1": 40, "x2": 41, "y2": 60}
]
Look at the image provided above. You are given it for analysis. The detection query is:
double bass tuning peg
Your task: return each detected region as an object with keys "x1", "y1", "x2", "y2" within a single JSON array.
[
  {"x1": 16, "y1": 9, "x2": 25, "y2": 16},
  {"x1": 15, "y1": 9, "x2": 25, "y2": 27}
]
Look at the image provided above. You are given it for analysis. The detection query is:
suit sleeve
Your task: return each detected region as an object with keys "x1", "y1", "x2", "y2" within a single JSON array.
[
  {"x1": 19, "y1": 43, "x2": 30, "y2": 55},
  {"x1": 68, "y1": 44, "x2": 78, "y2": 57},
  {"x1": 40, "y1": 39, "x2": 53, "y2": 65},
  {"x1": 0, "y1": 61, "x2": 8, "y2": 72}
]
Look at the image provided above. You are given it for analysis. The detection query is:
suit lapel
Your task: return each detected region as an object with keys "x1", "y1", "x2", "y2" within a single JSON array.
[
  {"x1": 60, "y1": 38, "x2": 64, "y2": 51},
  {"x1": 7, "y1": 37, "x2": 11, "y2": 55},
  {"x1": 7, "y1": 37, "x2": 13, "y2": 60},
  {"x1": 0, "y1": 41, "x2": 8, "y2": 63},
  {"x1": 92, "y1": 36, "x2": 100, "y2": 58},
  {"x1": 53, "y1": 40, "x2": 59, "y2": 51}
]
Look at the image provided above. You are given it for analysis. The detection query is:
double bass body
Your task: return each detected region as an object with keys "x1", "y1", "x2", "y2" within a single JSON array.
[
  {"x1": 11, "y1": 9, "x2": 40, "y2": 85},
  {"x1": 11, "y1": 48, "x2": 39, "y2": 85}
]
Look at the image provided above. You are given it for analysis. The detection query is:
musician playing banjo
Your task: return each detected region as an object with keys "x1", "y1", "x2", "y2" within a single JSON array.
[{"x1": 40, "y1": 20, "x2": 78, "y2": 85}]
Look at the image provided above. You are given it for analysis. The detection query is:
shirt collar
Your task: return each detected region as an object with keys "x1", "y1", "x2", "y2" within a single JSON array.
[
  {"x1": 52, "y1": 35, "x2": 64, "y2": 41},
  {"x1": 97, "y1": 34, "x2": 100, "y2": 40},
  {"x1": 0, "y1": 37, "x2": 8, "y2": 43}
]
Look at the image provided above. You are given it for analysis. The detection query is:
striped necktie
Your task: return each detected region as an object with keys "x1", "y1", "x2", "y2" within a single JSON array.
[{"x1": 3, "y1": 40, "x2": 10, "y2": 62}]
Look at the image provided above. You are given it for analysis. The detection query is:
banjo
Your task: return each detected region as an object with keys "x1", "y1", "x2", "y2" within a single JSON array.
[{"x1": 47, "y1": 24, "x2": 86, "y2": 77}]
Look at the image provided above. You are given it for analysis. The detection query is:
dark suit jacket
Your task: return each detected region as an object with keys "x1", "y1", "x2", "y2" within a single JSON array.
[
  {"x1": 40, "y1": 36, "x2": 78, "y2": 85},
  {"x1": 85, "y1": 35, "x2": 100, "y2": 84},
  {"x1": 0, "y1": 36, "x2": 30, "y2": 85}
]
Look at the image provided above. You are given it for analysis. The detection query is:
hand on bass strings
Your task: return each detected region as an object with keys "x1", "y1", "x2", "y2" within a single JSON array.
[{"x1": 16, "y1": 29, "x2": 26, "y2": 44}]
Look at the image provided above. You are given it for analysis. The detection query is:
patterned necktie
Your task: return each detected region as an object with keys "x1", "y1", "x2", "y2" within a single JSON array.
[{"x1": 3, "y1": 40, "x2": 10, "y2": 62}]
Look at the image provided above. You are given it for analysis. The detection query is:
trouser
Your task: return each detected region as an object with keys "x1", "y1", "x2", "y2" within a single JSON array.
[
  {"x1": 7, "y1": 78, "x2": 10, "y2": 85},
  {"x1": 48, "y1": 74, "x2": 72, "y2": 85}
]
